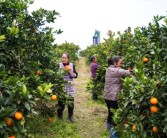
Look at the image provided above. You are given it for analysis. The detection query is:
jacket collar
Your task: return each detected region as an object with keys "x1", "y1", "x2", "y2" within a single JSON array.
[
  {"x1": 110, "y1": 65, "x2": 116, "y2": 68},
  {"x1": 109, "y1": 65, "x2": 121, "y2": 69}
]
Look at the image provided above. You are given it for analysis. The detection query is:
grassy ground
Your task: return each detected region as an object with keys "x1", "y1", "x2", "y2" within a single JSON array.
[{"x1": 28, "y1": 57, "x2": 109, "y2": 138}]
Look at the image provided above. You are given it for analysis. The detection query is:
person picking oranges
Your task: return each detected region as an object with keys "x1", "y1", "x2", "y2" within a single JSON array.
[
  {"x1": 57, "y1": 52, "x2": 78, "y2": 122},
  {"x1": 104, "y1": 56, "x2": 132, "y2": 138}
]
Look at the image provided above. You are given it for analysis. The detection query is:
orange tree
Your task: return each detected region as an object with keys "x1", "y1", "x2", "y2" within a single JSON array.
[
  {"x1": 83, "y1": 29, "x2": 131, "y2": 97},
  {"x1": 113, "y1": 15, "x2": 167, "y2": 138},
  {"x1": 55, "y1": 41, "x2": 80, "y2": 63},
  {"x1": 0, "y1": 0, "x2": 67, "y2": 137},
  {"x1": 82, "y1": 43, "x2": 108, "y2": 97},
  {"x1": 83, "y1": 14, "x2": 167, "y2": 137}
]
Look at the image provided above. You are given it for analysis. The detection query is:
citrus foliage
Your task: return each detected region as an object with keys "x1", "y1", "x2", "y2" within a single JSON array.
[
  {"x1": 83, "y1": 15, "x2": 167, "y2": 137},
  {"x1": 55, "y1": 41, "x2": 80, "y2": 63},
  {"x1": 0, "y1": 0, "x2": 80, "y2": 137},
  {"x1": 0, "y1": 0, "x2": 66, "y2": 137},
  {"x1": 115, "y1": 15, "x2": 167, "y2": 138}
]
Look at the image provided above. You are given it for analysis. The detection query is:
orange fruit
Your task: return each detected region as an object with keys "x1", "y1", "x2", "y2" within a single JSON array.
[
  {"x1": 150, "y1": 106, "x2": 158, "y2": 113},
  {"x1": 14, "y1": 112, "x2": 23, "y2": 120},
  {"x1": 127, "y1": 68, "x2": 131, "y2": 71},
  {"x1": 143, "y1": 57, "x2": 149, "y2": 63},
  {"x1": 6, "y1": 118, "x2": 13, "y2": 127},
  {"x1": 8, "y1": 136, "x2": 16, "y2": 138},
  {"x1": 150, "y1": 97, "x2": 158, "y2": 105},
  {"x1": 132, "y1": 124, "x2": 136, "y2": 131},
  {"x1": 35, "y1": 70, "x2": 42, "y2": 76},
  {"x1": 51, "y1": 95, "x2": 57, "y2": 101},
  {"x1": 64, "y1": 65, "x2": 71, "y2": 71},
  {"x1": 152, "y1": 126, "x2": 158, "y2": 133},
  {"x1": 48, "y1": 118, "x2": 53, "y2": 122}
]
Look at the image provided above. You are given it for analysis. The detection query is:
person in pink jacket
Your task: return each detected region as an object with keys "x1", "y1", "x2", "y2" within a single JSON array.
[{"x1": 104, "y1": 56, "x2": 131, "y2": 129}]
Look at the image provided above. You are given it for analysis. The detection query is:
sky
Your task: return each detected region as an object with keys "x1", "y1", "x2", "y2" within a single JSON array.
[{"x1": 28, "y1": 0, "x2": 167, "y2": 49}]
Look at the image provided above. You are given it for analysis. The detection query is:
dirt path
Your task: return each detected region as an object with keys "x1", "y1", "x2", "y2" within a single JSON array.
[
  {"x1": 30, "y1": 57, "x2": 109, "y2": 138},
  {"x1": 73, "y1": 57, "x2": 108, "y2": 138}
]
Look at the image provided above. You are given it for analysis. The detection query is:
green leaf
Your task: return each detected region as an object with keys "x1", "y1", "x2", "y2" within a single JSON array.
[
  {"x1": 24, "y1": 102, "x2": 31, "y2": 111},
  {"x1": 132, "y1": 100, "x2": 138, "y2": 105},
  {"x1": 124, "y1": 101, "x2": 129, "y2": 108}
]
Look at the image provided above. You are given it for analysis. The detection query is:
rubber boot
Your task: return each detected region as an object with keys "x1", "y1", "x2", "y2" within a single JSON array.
[
  {"x1": 68, "y1": 108, "x2": 75, "y2": 122},
  {"x1": 109, "y1": 126, "x2": 118, "y2": 138}
]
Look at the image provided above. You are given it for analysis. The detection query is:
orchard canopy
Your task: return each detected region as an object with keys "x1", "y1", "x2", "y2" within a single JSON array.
[
  {"x1": 83, "y1": 15, "x2": 167, "y2": 138},
  {"x1": 0, "y1": 0, "x2": 79, "y2": 137},
  {"x1": 0, "y1": 0, "x2": 167, "y2": 138}
]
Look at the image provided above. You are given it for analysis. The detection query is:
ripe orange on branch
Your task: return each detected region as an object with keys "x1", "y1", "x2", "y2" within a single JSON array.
[
  {"x1": 35, "y1": 70, "x2": 42, "y2": 76},
  {"x1": 48, "y1": 118, "x2": 53, "y2": 122},
  {"x1": 150, "y1": 97, "x2": 158, "y2": 105},
  {"x1": 152, "y1": 126, "x2": 158, "y2": 133},
  {"x1": 51, "y1": 95, "x2": 57, "y2": 101},
  {"x1": 132, "y1": 124, "x2": 136, "y2": 131},
  {"x1": 14, "y1": 112, "x2": 23, "y2": 120},
  {"x1": 5, "y1": 118, "x2": 13, "y2": 127},
  {"x1": 143, "y1": 57, "x2": 149, "y2": 63},
  {"x1": 150, "y1": 106, "x2": 158, "y2": 113}
]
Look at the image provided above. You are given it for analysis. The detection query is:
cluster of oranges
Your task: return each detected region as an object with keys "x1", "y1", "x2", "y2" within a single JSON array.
[
  {"x1": 6, "y1": 112, "x2": 23, "y2": 126},
  {"x1": 143, "y1": 58, "x2": 158, "y2": 133},
  {"x1": 47, "y1": 95, "x2": 58, "y2": 123},
  {"x1": 131, "y1": 97, "x2": 159, "y2": 132},
  {"x1": 6, "y1": 92, "x2": 58, "y2": 137},
  {"x1": 5, "y1": 112, "x2": 23, "y2": 138},
  {"x1": 6, "y1": 94, "x2": 58, "y2": 137},
  {"x1": 150, "y1": 97, "x2": 158, "y2": 113},
  {"x1": 150, "y1": 97, "x2": 159, "y2": 133}
]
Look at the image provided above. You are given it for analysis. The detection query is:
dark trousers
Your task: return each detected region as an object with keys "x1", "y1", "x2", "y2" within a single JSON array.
[
  {"x1": 57, "y1": 96, "x2": 74, "y2": 119},
  {"x1": 105, "y1": 100, "x2": 118, "y2": 126},
  {"x1": 92, "y1": 78, "x2": 98, "y2": 100}
]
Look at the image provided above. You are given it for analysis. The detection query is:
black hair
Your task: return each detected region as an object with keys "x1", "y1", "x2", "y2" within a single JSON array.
[
  {"x1": 108, "y1": 56, "x2": 122, "y2": 66},
  {"x1": 90, "y1": 56, "x2": 95, "y2": 62},
  {"x1": 62, "y1": 52, "x2": 70, "y2": 59}
]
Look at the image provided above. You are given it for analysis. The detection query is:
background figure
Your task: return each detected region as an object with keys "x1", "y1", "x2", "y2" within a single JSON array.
[
  {"x1": 104, "y1": 56, "x2": 131, "y2": 129},
  {"x1": 57, "y1": 52, "x2": 78, "y2": 122},
  {"x1": 90, "y1": 56, "x2": 99, "y2": 100}
]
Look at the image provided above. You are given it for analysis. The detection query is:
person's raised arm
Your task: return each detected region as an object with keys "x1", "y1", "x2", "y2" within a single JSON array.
[{"x1": 117, "y1": 68, "x2": 131, "y2": 78}]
